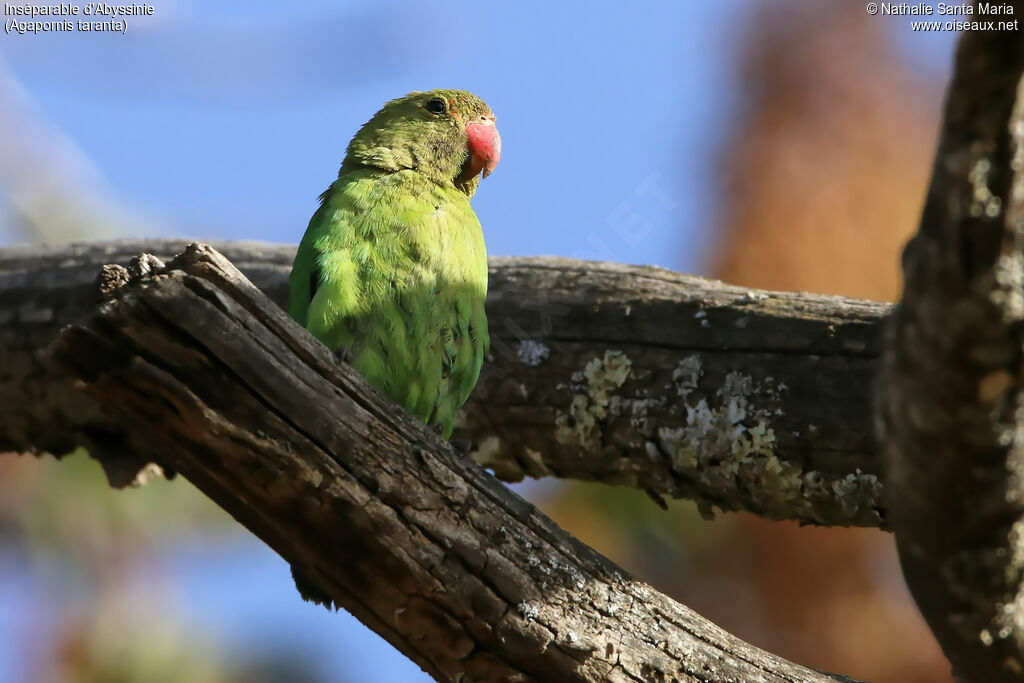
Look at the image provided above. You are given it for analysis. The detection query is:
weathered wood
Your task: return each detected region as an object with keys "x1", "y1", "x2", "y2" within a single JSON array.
[
  {"x1": 45, "y1": 243, "x2": 859, "y2": 683},
  {"x1": 878, "y1": 14, "x2": 1024, "y2": 683},
  {"x1": 0, "y1": 239, "x2": 888, "y2": 526}
]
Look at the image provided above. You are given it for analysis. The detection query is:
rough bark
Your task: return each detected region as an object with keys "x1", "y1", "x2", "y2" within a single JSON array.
[
  {"x1": 1, "y1": 239, "x2": 887, "y2": 526},
  {"x1": 44, "y1": 243, "x2": 859, "y2": 683},
  {"x1": 878, "y1": 15, "x2": 1024, "y2": 683}
]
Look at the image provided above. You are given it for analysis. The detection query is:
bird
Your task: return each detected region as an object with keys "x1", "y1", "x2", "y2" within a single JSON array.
[{"x1": 288, "y1": 89, "x2": 501, "y2": 440}]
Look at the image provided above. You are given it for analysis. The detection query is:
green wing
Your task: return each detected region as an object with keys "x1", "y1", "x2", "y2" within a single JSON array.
[{"x1": 289, "y1": 169, "x2": 489, "y2": 437}]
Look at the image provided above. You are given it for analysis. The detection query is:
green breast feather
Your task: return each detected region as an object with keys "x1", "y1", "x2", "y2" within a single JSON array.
[{"x1": 289, "y1": 168, "x2": 490, "y2": 438}]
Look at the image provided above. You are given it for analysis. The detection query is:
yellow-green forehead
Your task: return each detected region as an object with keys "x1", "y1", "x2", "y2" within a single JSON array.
[{"x1": 398, "y1": 89, "x2": 493, "y2": 116}]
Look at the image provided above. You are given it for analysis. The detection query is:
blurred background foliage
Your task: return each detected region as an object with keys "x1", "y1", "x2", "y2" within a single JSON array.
[{"x1": 1, "y1": 1, "x2": 957, "y2": 681}]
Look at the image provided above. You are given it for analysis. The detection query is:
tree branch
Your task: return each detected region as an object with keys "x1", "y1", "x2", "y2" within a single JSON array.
[
  {"x1": 1, "y1": 239, "x2": 888, "y2": 527},
  {"x1": 878, "y1": 13, "x2": 1024, "y2": 682},
  {"x1": 7, "y1": 15, "x2": 1024, "y2": 682},
  {"x1": 43, "y1": 243, "x2": 859, "y2": 682}
]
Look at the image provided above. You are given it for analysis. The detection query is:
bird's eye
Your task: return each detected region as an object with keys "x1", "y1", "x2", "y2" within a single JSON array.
[{"x1": 425, "y1": 98, "x2": 447, "y2": 115}]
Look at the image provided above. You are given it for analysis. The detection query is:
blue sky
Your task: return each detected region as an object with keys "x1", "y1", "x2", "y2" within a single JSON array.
[
  {"x1": 0, "y1": 0, "x2": 751, "y2": 272},
  {"x1": 0, "y1": 1, "x2": 958, "y2": 681}
]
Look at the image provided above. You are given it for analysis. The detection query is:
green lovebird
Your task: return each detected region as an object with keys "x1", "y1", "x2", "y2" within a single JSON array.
[{"x1": 288, "y1": 89, "x2": 501, "y2": 439}]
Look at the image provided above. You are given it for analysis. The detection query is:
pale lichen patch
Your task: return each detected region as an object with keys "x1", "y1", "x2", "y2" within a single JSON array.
[
  {"x1": 993, "y1": 252, "x2": 1024, "y2": 321},
  {"x1": 583, "y1": 351, "x2": 632, "y2": 412},
  {"x1": 555, "y1": 350, "x2": 633, "y2": 449},
  {"x1": 672, "y1": 355, "x2": 703, "y2": 398},
  {"x1": 516, "y1": 340, "x2": 551, "y2": 367},
  {"x1": 650, "y1": 365, "x2": 811, "y2": 517},
  {"x1": 744, "y1": 450, "x2": 804, "y2": 511},
  {"x1": 996, "y1": 519, "x2": 1024, "y2": 647},
  {"x1": 968, "y1": 156, "x2": 1003, "y2": 219},
  {"x1": 830, "y1": 469, "x2": 883, "y2": 518},
  {"x1": 517, "y1": 601, "x2": 539, "y2": 620},
  {"x1": 610, "y1": 395, "x2": 663, "y2": 437},
  {"x1": 551, "y1": 348, "x2": 884, "y2": 525},
  {"x1": 719, "y1": 371, "x2": 754, "y2": 405},
  {"x1": 555, "y1": 394, "x2": 599, "y2": 449}
]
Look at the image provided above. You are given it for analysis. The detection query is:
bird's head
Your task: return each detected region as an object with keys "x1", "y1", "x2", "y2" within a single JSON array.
[{"x1": 343, "y1": 89, "x2": 501, "y2": 197}]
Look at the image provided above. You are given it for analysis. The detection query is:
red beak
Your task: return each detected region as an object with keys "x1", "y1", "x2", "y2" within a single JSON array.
[{"x1": 465, "y1": 117, "x2": 502, "y2": 179}]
